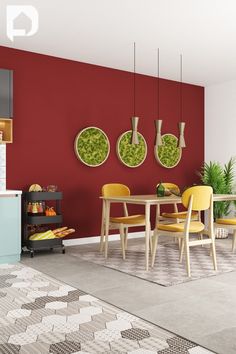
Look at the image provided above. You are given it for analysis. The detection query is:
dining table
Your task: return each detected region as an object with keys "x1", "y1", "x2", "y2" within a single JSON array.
[{"x1": 100, "y1": 193, "x2": 236, "y2": 271}]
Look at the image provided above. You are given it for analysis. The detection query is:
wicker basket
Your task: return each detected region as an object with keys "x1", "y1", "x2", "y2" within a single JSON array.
[{"x1": 215, "y1": 227, "x2": 229, "y2": 239}]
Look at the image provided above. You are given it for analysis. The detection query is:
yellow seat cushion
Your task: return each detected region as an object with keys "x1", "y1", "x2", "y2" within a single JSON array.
[
  {"x1": 216, "y1": 218, "x2": 236, "y2": 225},
  {"x1": 158, "y1": 221, "x2": 205, "y2": 233},
  {"x1": 110, "y1": 214, "x2": 145, "y2": 225},
  {"x1": 161, "y1": 211, "x2": 198, "y2": 219}
]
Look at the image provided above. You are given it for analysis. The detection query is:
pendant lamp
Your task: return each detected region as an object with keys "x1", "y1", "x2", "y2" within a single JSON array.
[
  {"x1": 154, "y1": 48, "x2": 163, "y2": 146},
  {"x1": 131, "y1": 42, "x2": 139, "y2": 145},
  {"x1": 178, "y1": 54, "x2": 186, "y2": 148}
]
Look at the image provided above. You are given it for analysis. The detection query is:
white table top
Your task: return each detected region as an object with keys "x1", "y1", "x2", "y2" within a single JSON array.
[{"x1": 101, "y1": 194, "x2": 236, "y2": 204}]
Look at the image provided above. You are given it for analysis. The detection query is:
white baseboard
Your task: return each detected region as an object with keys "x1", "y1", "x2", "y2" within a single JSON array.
[{"x1": 63, "y1": 231, "x2": 145, "y2": 246}]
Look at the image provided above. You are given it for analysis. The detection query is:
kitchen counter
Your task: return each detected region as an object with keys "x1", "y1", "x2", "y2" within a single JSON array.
[
  {"x1": 0, "y1": 191, "x2": 22, "y2": 263},
  {"x1": 0, "y1": 190, "x2": 22, "y2": 195}
]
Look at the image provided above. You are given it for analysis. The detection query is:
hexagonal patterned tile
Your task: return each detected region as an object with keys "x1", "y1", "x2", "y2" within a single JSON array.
[
  {"x1": 45, "y1": 301, "x2": 67, "y2": 310},
  {"x1": 95, "y1": 328, "x2": 122, "y2": 342},
  {"x1": 106, "y1": 319, "x2": 132, "y2": 331},
  {"x1": 121, "y1": 328, "x2": 150, "y2": 340},
  {"x1": 66, "y1": 329, "x2": 94, "y2": 343},
  {"x1": 67, "y1": 313, "x2": 91, "y2": 324},
  {"x1": 7, "y1": 309, "x2": 31, "y2": 319},
  {"x1": 49, "y1": 340, "x2": 81, "y2": 354},
  {"x1": 80, "y1": 306, "x2": 102, "y2": 316},
  {"x1": 37, "y1": 331, "x2": 66, "y2": 344},
  {"x1": 8, "y1": 331, "x2": 37, "y2": 345},
  {"x1": 0, "y1": 263, "x2": 214, "y2": 354},
  {"x1": 42, "y1": 314, "x2": 66, "y2": 325}
]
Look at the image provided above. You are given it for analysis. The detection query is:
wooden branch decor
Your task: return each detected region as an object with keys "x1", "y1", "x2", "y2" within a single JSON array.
[{"x1": 131, "y1": 116, "x2": 139, "y2": 144}]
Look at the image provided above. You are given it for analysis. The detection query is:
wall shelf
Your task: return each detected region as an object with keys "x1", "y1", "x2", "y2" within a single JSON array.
[{"x1": 0, "y1": 118, "x2": 13, "y2": 143}]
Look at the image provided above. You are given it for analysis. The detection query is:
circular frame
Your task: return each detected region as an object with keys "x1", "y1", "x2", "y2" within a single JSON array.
[
  {"x1": 74, "y1": 127, "x2": 110, "y2": 167},
  {"x1": 155, "y1": 133, "x2": 182, "y2": 169},
  {"x1": 116, "y1": 130, "x2": 147, "y2": 168}
]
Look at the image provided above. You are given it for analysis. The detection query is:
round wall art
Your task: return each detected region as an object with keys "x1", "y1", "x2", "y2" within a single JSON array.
[
  {"x1": 155, "y1": 133, "x2": 182, "y2": 168},
  {"x1": 116, "y1": 130, "x2": 147, "y2": 168},
  {"x1": 74, "y1": 127, "x2": 110, "y2": 167}
]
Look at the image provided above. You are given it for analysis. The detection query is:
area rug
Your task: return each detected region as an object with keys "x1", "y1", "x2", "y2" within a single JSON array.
[
  {"x1": 0, "y1": 264, "x2": 213, "y2": 354},
  {"x1": 69, "y1": 242, "x2": 236, "y2": 286}
]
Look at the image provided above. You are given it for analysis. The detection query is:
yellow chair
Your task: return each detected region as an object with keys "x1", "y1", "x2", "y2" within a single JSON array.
[
  {"x1": 151, "y1": 185, "x2": 217, "y2": 277},
  {"x1": 214, "y1": 218, "x2": 236, "y2": 252},
  {"x1": 100, "y1": 183, "x2": 151, "y2": 259},
  {"x1": 156, "y1": 183, "x2": 198, "y2": 224}
]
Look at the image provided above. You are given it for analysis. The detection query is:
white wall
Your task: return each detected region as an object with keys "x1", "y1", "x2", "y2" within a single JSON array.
[{"x1": 205, "y1": 80, "x2": 236, "y2": 164}]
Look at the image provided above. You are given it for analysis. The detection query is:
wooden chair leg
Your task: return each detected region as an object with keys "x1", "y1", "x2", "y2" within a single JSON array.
[
  {"x1": 100, "y1": 201, "x2": 106, "y2": 252},
  {"x1": 124, "y1": 228, "x2": 128, "y2": 250},
  {"x1": 232, "y1": 230, "x2": 236, "y2": 252},
  {"x1": 199, "y1": 233, "x2": 203, "y2": 247},
  {"x1": 149, "y1": 225, "x2": 153, "y2": 255},
  {"x1": 105, "y1": 234, "x2": 109, "y2": 259},
  {"x1": 185, "y1": 242, "x2": 191, "y2": 277},
  {"x1": 179, "y1": 239, "x2": 185, "y2": 262},
  {"x1": 99, "y1": 222, "x2": 105, "y2": 252},
  {"x1": 211, "y1": 239, "x2": 217, "y2": 271},
  {"x1": 151, "y1": 230, "x2": 159, "y2": 267},
  {"x1": 178, "y1": 238, "x2": 181, "y2": 249},
  {"x1": 120, "y1": 225, "x2": 126, "y2": 260}
]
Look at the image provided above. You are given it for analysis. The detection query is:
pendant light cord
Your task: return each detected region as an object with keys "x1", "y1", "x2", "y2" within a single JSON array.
[
  {"x1": 180, "y1": 54, "x2": 183, "y2": 121},
  {"x1": 133, "y1": 42, "x2": 136, "y2": 117},
  {"x1": 157, "y1": 48, "x2": 160, "y2": 118}
]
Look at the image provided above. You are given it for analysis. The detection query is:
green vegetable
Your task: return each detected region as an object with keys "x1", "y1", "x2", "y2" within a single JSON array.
[
  {"x1": 118, "y1": 131, "x2": 147, "y2": 167},
  {"x1": 75, "y1": 128, "x2": 110, "y2": 167},
  {"x1": 156, "y1": 134, "x2": 181, "y2": 168}
]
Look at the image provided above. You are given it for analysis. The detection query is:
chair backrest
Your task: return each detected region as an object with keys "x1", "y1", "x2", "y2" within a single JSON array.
[
  {"x1": 102, "y1": 183, "x2": 130, "y2": 197},
  {"x1": 156, "y1": 183, "x2": 180, "y2": 195},
  {"x1": 182, "y1": 186, "x2": 213, "y2": 211}
]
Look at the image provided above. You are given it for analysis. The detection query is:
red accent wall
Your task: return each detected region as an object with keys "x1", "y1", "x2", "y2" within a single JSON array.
[{"x1": 0, "y1": 46, "x2": 204, "y2": 238}]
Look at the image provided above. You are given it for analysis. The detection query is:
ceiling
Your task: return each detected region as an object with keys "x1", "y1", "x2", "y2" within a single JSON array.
[{"x1": 0, "y1": 0, "x2": 235, "y2": 86}]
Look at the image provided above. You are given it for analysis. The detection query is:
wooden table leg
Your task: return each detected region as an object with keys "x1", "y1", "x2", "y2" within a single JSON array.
[
  {"x1": 99, "y1": 200, "x2": 105, "y2": 252},
  {"x1": 104, "y1": 200, "x2": 110, "y2": 259},
  {"x1": 145, "y1": 203, "x2": 151, "y2": 271}
]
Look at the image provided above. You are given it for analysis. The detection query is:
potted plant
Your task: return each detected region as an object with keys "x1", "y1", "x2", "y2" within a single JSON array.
[{"x1": 198, "y1": 157, "x2": 236, "y2": 238}]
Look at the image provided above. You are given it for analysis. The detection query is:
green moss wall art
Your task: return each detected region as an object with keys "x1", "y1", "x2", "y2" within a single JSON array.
[
  {"x1": 74, "y1": 127, "x2": 110, "y2": 167},
  {"x1": 117, "y1": 131, "x2": 147, "y2": 168},
  {"x1": 155, "y1": 133, "x2": 182, "y2": 168}
]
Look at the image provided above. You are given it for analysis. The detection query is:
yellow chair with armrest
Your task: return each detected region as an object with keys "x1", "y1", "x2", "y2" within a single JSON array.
[
  {"x1": 100, "y1": 183, "x2": 151, "y2": 259},
  {"x1": 152, "y1": 185, "x2": 217, "y2": 277}
]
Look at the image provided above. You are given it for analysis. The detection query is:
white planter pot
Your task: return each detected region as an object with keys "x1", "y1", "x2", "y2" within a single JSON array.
[{"x1": 215, "y1": 227, "x2": 229, "y2": 239}]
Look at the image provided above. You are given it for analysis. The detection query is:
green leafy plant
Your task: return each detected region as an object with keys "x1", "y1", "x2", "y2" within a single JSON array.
[{"x1": 199, "y1": 157, "x2": 235, "y2": 219}]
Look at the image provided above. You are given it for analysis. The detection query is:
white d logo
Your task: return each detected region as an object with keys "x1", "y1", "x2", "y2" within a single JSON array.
[{"x1": 6, "y1": 5, "x2": 39, "y2": 42}]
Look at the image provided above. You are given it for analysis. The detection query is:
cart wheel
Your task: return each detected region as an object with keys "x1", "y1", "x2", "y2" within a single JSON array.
[{"x1": 30, "y1": 251, "x2": 34, "y2": 258}]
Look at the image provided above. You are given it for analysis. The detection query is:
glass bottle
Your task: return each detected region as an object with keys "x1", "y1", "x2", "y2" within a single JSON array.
[{"x1": 156, "y1": 182, "x2": 165, "y2": 197}]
